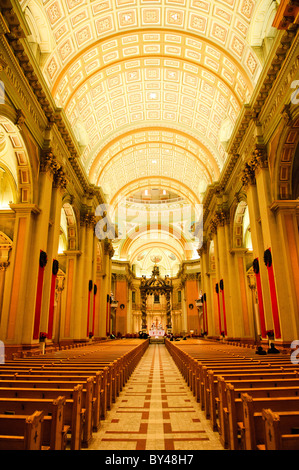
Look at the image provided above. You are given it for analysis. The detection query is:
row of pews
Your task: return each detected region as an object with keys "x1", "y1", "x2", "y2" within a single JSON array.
[
  {"x1": 0, "y1": 338, "x2": 149, "y2": 450},
  {"x1": 166, "y1": 338, "x2": 299, "y2": 451}
]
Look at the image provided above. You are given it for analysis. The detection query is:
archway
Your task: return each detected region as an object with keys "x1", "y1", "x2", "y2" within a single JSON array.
[{"x1": 140, "y1": 265, "x2": 172, "y2": 333}]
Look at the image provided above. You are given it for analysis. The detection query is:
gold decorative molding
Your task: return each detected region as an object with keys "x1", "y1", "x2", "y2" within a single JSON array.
[
  {"x1": 103, "y1": 237, "x2": 115, "y2": 258},
  {"x1": 0, "y1": 261, "x2": 9, "y2": 271},
  {"x1": 80, "y1": 212, "x2": 96, "y2": 228},
  {"x1": 241, "y1": 145, "x2": 268, "y2": 188},
  {"x1": 53, "y1": 165, "x2": 68, "y2": 191},
  {"x1": 40, "y1": 150, "x2": 58, "y2": 175}
]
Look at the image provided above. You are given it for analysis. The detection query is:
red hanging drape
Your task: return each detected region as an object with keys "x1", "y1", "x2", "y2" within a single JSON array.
[
  {"x1": 220, "y1": 280, "x2": 227, "y2": 336},
  {"x1": 47, "y1": 260, "x2": 58, "y2": 339},
  {"x1": 253, "y1": 258, "x2": 266, "y2": 337},
  {"x1": 216, "y1": 283, "x2": 222, "y2": 334},
  {"x1": 265, "y1": 249, "x2": 281, "y2": 339},
  {"x1": 33, "y1": 251, "x2": 47, "y2": 340}
]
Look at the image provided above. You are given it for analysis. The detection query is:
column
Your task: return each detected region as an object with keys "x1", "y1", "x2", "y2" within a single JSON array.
[
  {"x1": 83, "y1": 214, "x2": 96, "y2": 339},
  {"x1": 115, "y1": 274, "x2": 127, "y2": 335},
  {"x1": 0, "y1": 203, "x2": 41, "y2": 344},
  {"x1": 72, "y1": 217, "x2": 87, "y2": 339},
  {"x1": 31, "y1": 153, "x2": 56, "y2": 342},
  {"x1": 215, "y1": 213, "x2": 231, "y2": 337},
  {"x1": 198, "y1": 240, "x2": 209, "y2": 335},
  {"x1": 53, "y1": 271, "x2": 65, "y2": 343},
  {"x1": 62, "y1": 250, "x2": 80, "y2": 339},
  {"x1": 185, "y1": 274, "x2": 200, "y2": 334},
  {"x1": 268, "y1": 201, "x2": 299, "y2": 340},
  {"x1": 242, "y1": 160, "x2": 272, "y2": 339},
  {"x1": 211, "y1": 228, "x2": 222, "y2": 336},
  {"x1": 41, "y1": 165, "x2": 67, "y2": 339},
  {"x1": 99, "y1": 238, "x2": 113, "y2": 337},
  {"x1": 254, "y1": 147, "x2": 296, "y2": 340},
  {"x1": 229, "y1": 248, "x2": 252, "y2": 338}
]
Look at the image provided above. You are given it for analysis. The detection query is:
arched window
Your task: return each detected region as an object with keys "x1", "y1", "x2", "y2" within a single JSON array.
[
  {"x1": 243, "y1": 206, "x2": 253, "y2": 251},
  {"x1": 0, "y1": 167, "x2": 17, "y2": 209}
]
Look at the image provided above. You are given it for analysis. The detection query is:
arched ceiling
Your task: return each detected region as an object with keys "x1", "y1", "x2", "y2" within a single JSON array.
[{"x1": 25, "y1": 0, "x2": 264, "y2": 265}]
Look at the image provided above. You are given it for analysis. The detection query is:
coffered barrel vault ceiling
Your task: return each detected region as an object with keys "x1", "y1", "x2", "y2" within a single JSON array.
[{"x1": 21, "y1": 0, "x2": 264, "y2": 264}]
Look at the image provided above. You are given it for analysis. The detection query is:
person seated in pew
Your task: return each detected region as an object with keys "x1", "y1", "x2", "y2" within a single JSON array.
[
  {"x1": 255, "y1": 346, "x2": 267, "y2": 355},
  {"x1": 267, "y1": 343, "x2": 280, "y2": 354}
]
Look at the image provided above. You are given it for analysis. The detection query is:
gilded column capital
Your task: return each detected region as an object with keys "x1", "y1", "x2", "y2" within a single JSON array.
[
  {"x1": 103, "y1": 237, "x2": 115, "y2": 258},
  {"x1": 241, "y1": 161, "x2": 256, "y2": 188},
  {"x1": 53, "y1": 164, "x2": 68, "y2": 190},
  {"x1": 210, "y1": 209, "x2": 230, "y2": 233},
  {"x1": 0, "y1": 261, "x2": 9, "y2": 271},
  {"x1": 80, "y1": 212, "x2": 96, "y2": 228},
  {"x1": 40, "y1": 150, "x2": 59, "y2": 175},
  {"x1": 15, "y1": 109, "x2": 26, "y2": 130},
  {"x1": 241, "y1": 145, "x2": 268, "y2": 189},
  {"x1": 197, "y1": 239, "x2": 207, "y2": 257}
]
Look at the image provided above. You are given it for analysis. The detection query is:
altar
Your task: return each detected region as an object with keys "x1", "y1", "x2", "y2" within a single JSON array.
[
  {"x1": 149, "y1": 328, "x2": 165, "y2": 338},
  {"x1": 149, "y1": 322, "x2": 165, "y2": 343}
]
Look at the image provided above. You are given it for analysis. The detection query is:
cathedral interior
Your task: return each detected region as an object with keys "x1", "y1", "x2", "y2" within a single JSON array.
[{"x1": 0, "y1": 0, "x2": 298, "y2": 451}]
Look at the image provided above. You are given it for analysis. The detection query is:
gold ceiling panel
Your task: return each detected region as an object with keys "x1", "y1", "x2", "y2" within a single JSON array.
[{"x1": 38, "y1": 0, "x2": 261, "y2": 202}]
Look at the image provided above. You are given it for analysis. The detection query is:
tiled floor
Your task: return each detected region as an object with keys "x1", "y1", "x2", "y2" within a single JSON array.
[{"x1": 88, "y1": 343, "x2": 224, "y2": 451}]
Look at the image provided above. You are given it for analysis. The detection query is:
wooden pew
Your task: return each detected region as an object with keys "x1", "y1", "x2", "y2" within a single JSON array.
[
  {"x1": 208, "y1": 371, "x2": 299, "y2": 428},
  {"x1": 0, "y1": 393, "x2": 82, "y2": 450},
  {"x1": 0, "y1": 363, "x2": 113, "y2": 408},
  {"x1": 0, "y1": 367, "x2": 109, "y2": 417},
  {"x1": 0, "y1": 383, "x2": 94, "y2": 448},
  {"x1": 0, "y1": 377, "x2": 100, "y2": 433},
  {"x1": 202, "y1": 365, "x2": 298, "y2": 416},
  {"x1": 0, "y1": 397, "x2": 67, "y2": 450},
  {"x1": 217, "y1": 376, "x2": 299, "y2": 448},
  {"x1": 226, "y1": 388, "x2": 299, "y2": 450},
  {"x1": 0, "y1": 410, "x2": 45, "y2": 450},
  {"x1": 0, "y1": 371, "x2": 106, "y2": 422},
  {"x1": 241, "y1": 393, "x2": 299, "y2": 450},
  {"x1": 262, "y1": 408, "x2": 299, "y2": 450}
]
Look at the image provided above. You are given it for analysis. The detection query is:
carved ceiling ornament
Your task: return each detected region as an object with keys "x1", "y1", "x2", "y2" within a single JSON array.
[
  {"x1": 241, "y1": 144, "x2": 268, "y2": 188},
  {"x1": 103, "y1": 237, "x2": 114, "y2": 258}
]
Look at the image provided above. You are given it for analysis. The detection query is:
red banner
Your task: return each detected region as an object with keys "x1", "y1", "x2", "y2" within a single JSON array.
[
  {"x1": 216, "y1": 283, "x2": 222, "y2": 334},
  {"x1": 202, "y1": 298, "x2": 205, "y2": 333},
  {"x1": 106, "y1": 294, "x2": 109, "y2": 336},
  {"x1": 221, "y1": 292, "x2": 227, "y2": 335},
  {"x1": 220, "y1": 280, "x2": 227, "y2": 336},
  {"x1": 255, "y1": 270, "x2": 266, "y2": 337},
  {"x1": 92, "y1": 284, "x2": 97, "y2": 336},
  {"x1": 33, "y1": 251, "x2": 47, "y2": 340},
  {"x1": 267, "y1": 263, "x2": 281, "y2": 339},
  {"x1": 204, "y1": 295, "x2": 208, "y2": 334},
  {"x1": 47, "y1": 262, "x2": 58, "y2": 339}
]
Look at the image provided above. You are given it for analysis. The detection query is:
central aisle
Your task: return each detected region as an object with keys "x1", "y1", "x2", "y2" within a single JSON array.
[{"x1": 88, "y1": 343, "x2": 224, "y2": 451}]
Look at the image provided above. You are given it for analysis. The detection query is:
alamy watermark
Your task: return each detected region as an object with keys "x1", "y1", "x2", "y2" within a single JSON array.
[
  {"x1": 0, "y1": 81, "x2": 4, "y2": 105},
  {"x1": 291, "y1": 80, "x2": 299, "y2": 105},
  {"x1": 0, "y1": 341, "x2": 4, "y2": 364},
  {"x1": 290, "y1": 340, "x2": 299, "y2": 364},
  {"x1": 94, "y1": 202, "x2": 204, "y2": 246}
]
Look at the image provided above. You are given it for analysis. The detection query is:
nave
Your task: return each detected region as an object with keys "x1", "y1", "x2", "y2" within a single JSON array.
[
  {"x1": 87, "y1": 342, "x2": 223, "y2": 451},
  {"x1": 0, "y1": 337, "x2": 299, "y2": 451}
]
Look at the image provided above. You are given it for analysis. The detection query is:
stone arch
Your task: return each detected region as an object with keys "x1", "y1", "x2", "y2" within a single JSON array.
[
  {"x1": 0, "y1": 116, "x2": 33, "y2": 205},
  {"x1": 22, "y1": 0, "x2": 54, "y2": 67},
  {"x1": 96, "y1": 240, "x2": 103, "y2": 275},
  {"x1": 209, "y1": 239, "x2": 216, "y2": 272},
  {"x1": 275, "y1": 116, "x2": 299, "y2": 200},
  {"x1": 63, "y1": 202, "x2": 78, "y2": 251},
  {"x1": 0, "y1": 231, "x2": 12, "y2": 267},
  {"x1": 247, "y1": 0, "x2": 278, "y2": 63},
  {"x1": 232, "y1": 200, "x2": 251, "y2": 249}
]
